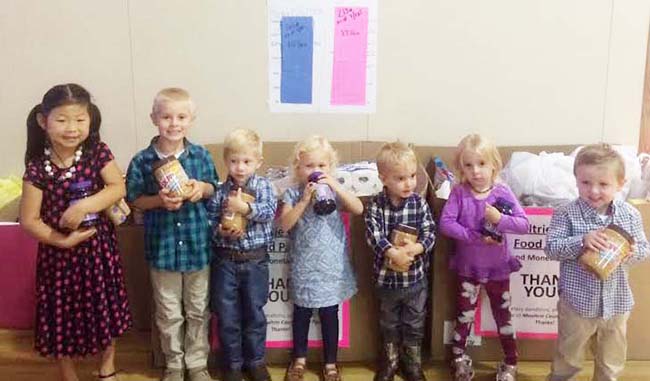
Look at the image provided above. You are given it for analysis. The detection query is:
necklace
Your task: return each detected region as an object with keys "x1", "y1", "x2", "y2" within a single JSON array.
[
  {"x1": 470, "y1": 184, "x2": 493, "y2": 194},
  {"x1": 44, "y1": 146, "x2": 82, "y2": 181}
]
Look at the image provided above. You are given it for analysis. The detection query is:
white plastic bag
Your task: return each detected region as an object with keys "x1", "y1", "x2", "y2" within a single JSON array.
[
  {"x1": 628, "y1": 153, "x2": 650, "y2": 199},
  {"x1": 502, "y1": 151, "x2": 577, "y2": 207}
]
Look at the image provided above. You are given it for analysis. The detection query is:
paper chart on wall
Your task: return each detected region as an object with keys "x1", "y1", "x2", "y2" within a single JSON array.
[{"x1": 268, "y1": 0, "x2": 377, "y2": 113}]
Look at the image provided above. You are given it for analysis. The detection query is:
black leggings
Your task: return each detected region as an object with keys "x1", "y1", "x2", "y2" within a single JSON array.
[{"x1": 292, "y1": 304, "x2": 339, "y2": 364}]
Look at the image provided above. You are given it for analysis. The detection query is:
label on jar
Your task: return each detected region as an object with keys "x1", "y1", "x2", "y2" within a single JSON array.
[
  {"x1": 69, "y1": 199, "x2": 100, "y2": 226},
  {"x1": 579, "y1": 224, "x2": 632, "y2": 280},
  {"x1": 153, "y1": 157, "x2": 191, "y2": 198}
]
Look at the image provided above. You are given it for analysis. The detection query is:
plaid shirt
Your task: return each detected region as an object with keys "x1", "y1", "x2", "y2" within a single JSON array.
[
  {"x1": 545, "y1": 198, "x2": 649, "y2": 319},
  {"x1": 126, "y1": 138, "x2": 219, "y2": 272},
  {"x1": 365, "y1": 190, "x2": 436, "y2": 289},
  {"x1": 207, "y1": 174, "x2": 277, "y2": 251}
]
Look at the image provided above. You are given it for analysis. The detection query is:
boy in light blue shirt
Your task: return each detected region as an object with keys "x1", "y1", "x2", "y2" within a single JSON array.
[{"x1": 545, "y1": 143, "x2": 649, "y2": 381}]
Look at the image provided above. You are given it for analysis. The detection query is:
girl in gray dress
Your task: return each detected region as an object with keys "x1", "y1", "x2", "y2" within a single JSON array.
[{"x1": 279, "y1": 136, "x2": 364, "y2": 381}]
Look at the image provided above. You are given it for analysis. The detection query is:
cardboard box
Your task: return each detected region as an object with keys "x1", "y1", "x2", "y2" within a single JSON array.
[
  {"x1": 139, "y1": 141, "x2": 433, "y2": 366},
  {"x1": 625, "y1": 199, "x2": 650, "y2": 360},
  {"x1": 129, "y1": 141, "x2": 650, "y2": 365}
]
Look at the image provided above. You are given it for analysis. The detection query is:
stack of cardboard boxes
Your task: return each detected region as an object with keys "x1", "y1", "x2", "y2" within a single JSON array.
[{"x1": 4, "y1": 142, "x2": 650, "y2": 364}]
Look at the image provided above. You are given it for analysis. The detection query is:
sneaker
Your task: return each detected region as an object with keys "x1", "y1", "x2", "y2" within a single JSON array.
[
  {"x1": 248, "y1": 364, "x2": 272, "y2": 381},
  {"x1": 161, "y1": 368, "x2": 184, "y2": 381},
  {"x1": 187, "y1": 367, "x2": 213, "y2": 381},
  {"x1": 451, "y1": 355, "x2": 474, "y2": 381},
  {"x1": 496, "y1": 362, "x2": 517, "y2": 381},
  {"x1": 285, "y1": 361, "x2": 306, "y2": 381}
]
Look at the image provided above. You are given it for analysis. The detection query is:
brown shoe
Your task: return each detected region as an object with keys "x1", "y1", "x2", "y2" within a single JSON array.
[
  {"x1": 322, "y1": 365, "x2": 342, "y2": 381},
  {"x1": 285, "y1": 361, "x2": 306, "y2": 381}
]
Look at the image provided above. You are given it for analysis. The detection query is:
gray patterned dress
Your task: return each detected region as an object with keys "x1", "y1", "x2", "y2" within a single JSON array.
[{"x1": 283, "y1": 186, "x2": 358, "y2": 308}]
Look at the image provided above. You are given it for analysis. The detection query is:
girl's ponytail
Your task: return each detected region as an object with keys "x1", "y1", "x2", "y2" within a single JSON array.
[
  {"x1": 25, "y1": 103, "x2": 46, "y2": 166},
  {"x1": 85, "y1": 102, "x2": 102, "y2": 149}
]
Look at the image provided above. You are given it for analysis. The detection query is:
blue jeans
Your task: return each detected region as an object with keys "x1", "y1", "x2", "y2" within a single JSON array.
[{"x1": 211, "y1": 255, "x2": 269, "y2": 370}]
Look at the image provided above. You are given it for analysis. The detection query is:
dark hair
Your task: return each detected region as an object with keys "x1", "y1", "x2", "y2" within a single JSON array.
[{"x1": 24, "y1": 83, "x2": 101, "y2": 165}]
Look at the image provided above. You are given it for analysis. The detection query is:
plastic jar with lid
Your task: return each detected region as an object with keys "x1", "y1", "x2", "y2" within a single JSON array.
[
  {"x1": 68, "y1": 180, "x2": 100, "y2": 227},
  {"x1": 308, "y1": 171, "x2": 336, "y2": 215},
  {"x1": 480, "y1": 197, "x2": 514, "y2": 242}
]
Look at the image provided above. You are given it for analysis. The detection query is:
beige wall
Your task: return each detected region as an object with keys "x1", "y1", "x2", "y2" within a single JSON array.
[{"x1": 1, "y1": 0, "x2": 649, "y2": 176}]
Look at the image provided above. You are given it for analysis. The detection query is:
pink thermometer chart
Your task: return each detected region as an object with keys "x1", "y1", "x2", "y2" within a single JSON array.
[{"x1": 475, "y1": 208, "x2": 559, "y2": 339}]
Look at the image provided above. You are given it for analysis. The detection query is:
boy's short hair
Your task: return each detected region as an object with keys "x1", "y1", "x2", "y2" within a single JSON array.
[
  {"x1": 152, "y1": 87, "x2": 196, "y2": 115},
  {"x1": 223, "y1": 128, "x2": 263, "y2": 159},
  {"x1": 376, "y1": 141, "x2": 417, "y2": 174},
  {"x1": 574, "y1": 143, "x2": 625, "y2": 182},
  {"x1": 454, "y1": 134, "x2": 502, "y2": 183}
]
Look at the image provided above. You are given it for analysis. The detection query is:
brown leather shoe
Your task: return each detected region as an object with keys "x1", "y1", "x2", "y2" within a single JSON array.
[{"x1": 284, "y1": 361, "x2": 306, "y2": 381}]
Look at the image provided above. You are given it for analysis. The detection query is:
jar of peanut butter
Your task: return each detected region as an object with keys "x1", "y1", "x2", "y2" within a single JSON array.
[
  {"x1": 385, "y1": 224, "x2": 418, "y2": 272},
  {"x1": 221, "y1": 186, "x2": 256, "y2": 232},
  {"x1": 390, "y1": 224, "x2": 418, "y2": 246},
  {"x1": 153, "y1": 157, "x2": 192, "y2": 198},
  {"x1": 579, "y1": 224, "x2": 633, "y2": 280}
]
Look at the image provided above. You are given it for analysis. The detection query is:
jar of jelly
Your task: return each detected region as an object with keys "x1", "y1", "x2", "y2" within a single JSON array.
[
  {"x1": 221, "y1": 185, "x2": 256, "y2": 231},
  {"x1": 480, "y1": 197, "x2": 514, "y2": 242},
  {"x1": 308, "y1": 171, "x2": 336, "y2": 215},
  {"x1": 68, "y1": 180, "x2": 100, "y2": 227}
]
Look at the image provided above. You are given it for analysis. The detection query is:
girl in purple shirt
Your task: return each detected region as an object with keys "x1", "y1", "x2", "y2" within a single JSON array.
[{"x1": 439, "y1": 134, "x2": 529, "y2": 381}]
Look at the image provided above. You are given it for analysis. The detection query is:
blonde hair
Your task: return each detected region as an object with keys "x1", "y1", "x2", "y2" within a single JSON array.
[
  {"x1": 223, "y1": 128, "x2": 263, "y2": 159},
  {"x1": 152, "y1": 87, "x2": 196, "y2": 115},
  {"x1": 375, "y1": 141, "x2": 417, "y2": 175},
  {"x1": 574, "y1": 143, "x2": 625, "y2": 182},
  {"x1": 454, "y1": 134, "x2": 503, "y2": 183},
  {"x1": 291, "y1": 136, "x2": 339, "y2": 179}
]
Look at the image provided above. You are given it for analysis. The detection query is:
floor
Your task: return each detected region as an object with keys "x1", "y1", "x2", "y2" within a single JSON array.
[{"x1": 2, "y1": 330, "x2": 649, "y2": 380}]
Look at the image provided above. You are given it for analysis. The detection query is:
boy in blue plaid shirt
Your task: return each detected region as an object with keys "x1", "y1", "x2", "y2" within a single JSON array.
[
  {"x1": 365, "y1": 142, "x2": 435, "y2": 381},
  {"x1": 126, "y1": 88, "x2": 219, "y2": 381},
  {"x1": 545, "y1": 144, "x2": 649, "y2": 381},
  {"x1": 206, "y1": 129, "x2": 277, "y2": 381}
]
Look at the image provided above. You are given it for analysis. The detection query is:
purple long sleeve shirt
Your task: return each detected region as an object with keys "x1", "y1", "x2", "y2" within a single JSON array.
[{"x1": 439, "y1": 182, "x2": 529, "y2": 282}]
